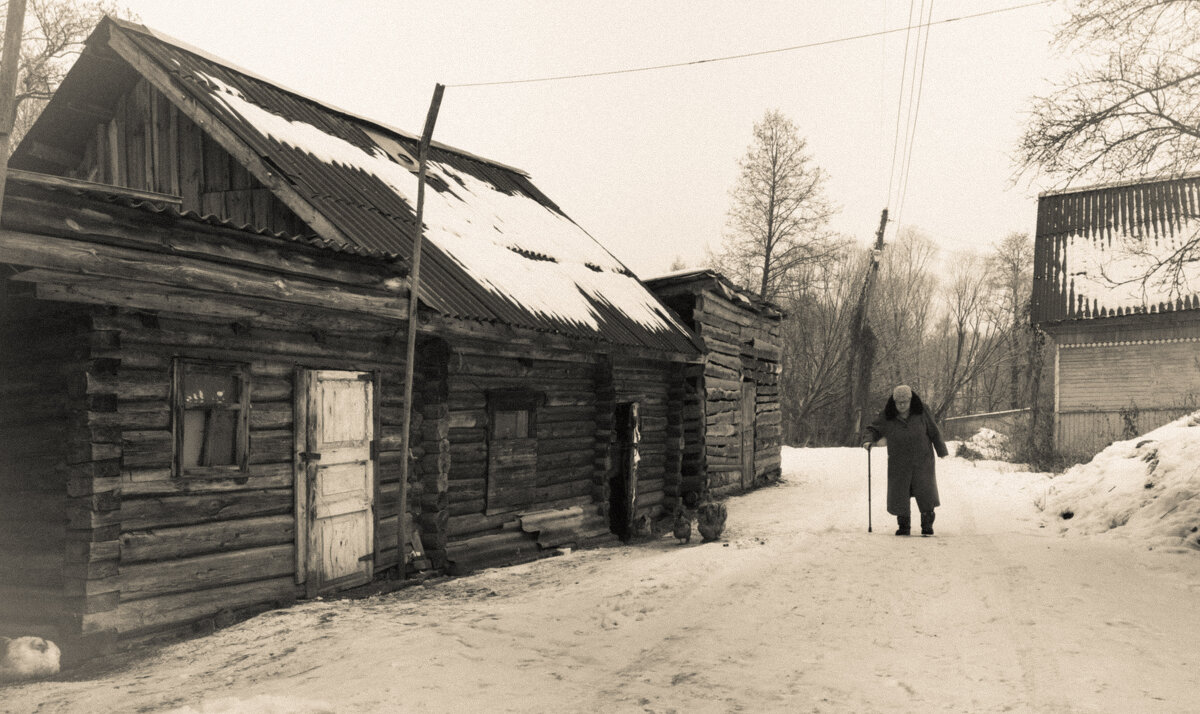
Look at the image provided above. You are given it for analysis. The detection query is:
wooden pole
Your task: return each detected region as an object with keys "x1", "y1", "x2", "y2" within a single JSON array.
[
  {"x1": 845, "y1": 208, "x2": 888, "y2": 443},
  {"x1": 0, "y1": 0, "x2": 28, "y2": 226},
  {"x1": 396, "y1": 83, "x2": 444, "y2": 578}
]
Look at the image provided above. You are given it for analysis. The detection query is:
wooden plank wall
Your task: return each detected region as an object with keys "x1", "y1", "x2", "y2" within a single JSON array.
[
  {"x1": 84, "y1": 305, "x2": 410, "y2": 643},
  {"x1": 693, "y1": 290, "x2": 783, "y2": 496},
  {"x1": 0, "y1": 286, "x2": 80, "y2": 644},
  {"x1": 1054, "y1": 329, "x2": 1200, "y2": 457},
  {"x1": 69, "y1": 77, "x2": 308, "y2": 235},
  {"x1": 442, "y1": 345, "x2": 603, "y2": 570}
]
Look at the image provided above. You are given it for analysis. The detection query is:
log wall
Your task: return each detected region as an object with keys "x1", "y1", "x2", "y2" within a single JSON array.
[
  {"x1": 52, "y1": 300, "x2": 418, "y2": 645},
  {"x1": 0, "y1": 285, "x2": 82, "y2": 648},
  {"x1": 690, "y1": 290, "x2": 783, "y2": 496},
  {"x1": 442, "y1": 344, "x2": 607, "y2": 571},
  {"x1": 68, "y1": 77, "x2": 308, "y2": 236},
  {"x1": 611, "y1": 358, "x2": 681, "y2": 529}
]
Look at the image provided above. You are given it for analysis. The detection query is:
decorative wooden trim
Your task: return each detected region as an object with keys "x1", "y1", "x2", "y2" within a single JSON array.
[{"x1": 1059, "y1": 336, "x2": 1200, "y2": 348}]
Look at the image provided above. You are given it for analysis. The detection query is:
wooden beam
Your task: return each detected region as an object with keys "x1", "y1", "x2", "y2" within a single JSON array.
[
  {"x1": 104, "y1": 26, "x2": 356, "y2": 250},
  {"x1": 0, "y1": 229, "x2": 409, "y2": 320},
  {"x1": 9, "y1": 168, "x2": 182, "y2": 206}
]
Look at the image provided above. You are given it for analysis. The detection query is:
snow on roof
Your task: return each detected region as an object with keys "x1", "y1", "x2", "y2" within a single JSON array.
[
  {"x1": 1042, "y1": 411, "x2": 1200, "y2": 552},
  {"x1": 196, "y1": 70, "x2": 688, "y2": 336}
]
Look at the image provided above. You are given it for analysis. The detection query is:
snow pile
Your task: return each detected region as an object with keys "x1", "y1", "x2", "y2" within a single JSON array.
[
  {"x1": 950, "y1": 427, "x2": 1012, "y2": 461},
  {"x1": 1041, "y1": 411, "x2": 1200, "y2": 551},
  {"x1": 194, "y1": 70, "x2": 686, "y2": 336}
]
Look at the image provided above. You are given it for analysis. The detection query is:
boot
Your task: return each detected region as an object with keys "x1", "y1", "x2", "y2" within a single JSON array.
[
  {"x1": 920, "y1": 511, "x2": 935, "y2": 536},
  {"x1": 895, "y1": 515, "x2": 911, "y2": 536}
]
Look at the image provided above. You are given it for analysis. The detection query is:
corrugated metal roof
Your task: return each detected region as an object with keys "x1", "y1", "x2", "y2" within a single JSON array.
[
  {"x1": 102, "y1": 19, "x2": 700, "y2": 357},
  {"x1": 1033, "y1": 174, "x2": 1200, "y2": 323},
  {"x1": 645, "y1": 268, "x2": 785, "y2": 319}
]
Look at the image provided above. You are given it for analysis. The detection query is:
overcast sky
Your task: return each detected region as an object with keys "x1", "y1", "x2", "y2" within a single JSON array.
[{"x1": 115, "y1": 0, "x2": 1066, "y2": 278}]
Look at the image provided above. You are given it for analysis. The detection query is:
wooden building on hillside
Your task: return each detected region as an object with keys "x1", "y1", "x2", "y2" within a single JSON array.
[
  {"x1": 0, "y1": 18, "x2": 705, "y2": 660},
  {"x1": 1033, "y1": 173, "x2": 1200, "y2": 458},
  {"x1": 645, "y1": 270, "x2": 783, "y2": 498}
]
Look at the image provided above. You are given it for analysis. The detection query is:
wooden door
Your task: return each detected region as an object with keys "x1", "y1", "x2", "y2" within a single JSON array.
[
  {"x1": 740, "y1": 380, "x2": 756, "y2": 488},
  {"x1": 608, "y1": 402, "x2": 639, "y2": 540},
  {"x1": 301, "y1": 370, "x2": 375, "y2": 596}
]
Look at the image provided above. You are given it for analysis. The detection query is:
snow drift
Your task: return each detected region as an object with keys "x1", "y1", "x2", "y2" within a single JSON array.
[
  {"x1": 1042, "y1": 411, "x2": 1200, "y2": 551},
  {"x1": 950, "y1": 427, "x2": 1013, "y2": 462}
]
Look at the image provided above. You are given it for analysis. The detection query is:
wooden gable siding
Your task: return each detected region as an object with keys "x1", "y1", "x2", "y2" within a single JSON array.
[
  {"x1": 67, "y1": 77, "x2": 308, "y2": 236},
  {"x1": 0, "y1": 285, "x2": 84, "y2": 645},
  {"x1": 691, "y1": 290, "x2": 783, "y2": 496}
]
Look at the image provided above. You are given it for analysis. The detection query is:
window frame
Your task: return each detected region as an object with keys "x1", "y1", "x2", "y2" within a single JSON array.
[
  {"x1": 172, "y1": 358, "x2": 251, "y2": 478},
  {"x1": 487, "y1": 389, "x2": 541, "y2": 440}
]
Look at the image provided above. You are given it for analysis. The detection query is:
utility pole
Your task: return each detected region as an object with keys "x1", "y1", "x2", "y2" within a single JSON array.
[
  {"x1": 844, "y1": 208, "x2": 888, "y2": 443},
  {"x1": 0, "y1": 0, "x2": 28, "y2": 225},
  {"x1": 397, "y1": 83, "x2": 445, "y2": 579}
]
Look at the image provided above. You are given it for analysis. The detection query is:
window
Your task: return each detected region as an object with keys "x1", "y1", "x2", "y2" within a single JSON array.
[{"x1": 173, "y1": 359, "x2": 250, "y2": 476}]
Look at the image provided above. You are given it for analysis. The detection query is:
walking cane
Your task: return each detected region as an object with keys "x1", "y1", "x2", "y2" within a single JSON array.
[{"x1": 867, "y1": 445, "x2": 873, "y2": 533}]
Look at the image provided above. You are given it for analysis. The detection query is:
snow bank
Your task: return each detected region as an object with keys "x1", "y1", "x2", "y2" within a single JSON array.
[
  {"x1": 949, "y1": 427, "x2": 1012, "y2": 462},
  {"x1": 1041, "y1": 411, "x2": 1200, "y2": 551}
]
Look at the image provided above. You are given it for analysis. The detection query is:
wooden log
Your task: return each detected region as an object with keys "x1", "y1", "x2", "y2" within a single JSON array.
[
  {"x1": 119, "y1": 544, "x2": 293, "y2": 601},
  {"x1": 121, "y1": 489, "x2": 291, "y2": 530},
  {"x1": 113, "y1": 575, "x2": 298, "y2": 636},
  {"x1": 121, "y1": 464, "x2": 291, "y2": 496},
  {"x1": 120, "y1": 515, "x2": 294, "y2": 563}
]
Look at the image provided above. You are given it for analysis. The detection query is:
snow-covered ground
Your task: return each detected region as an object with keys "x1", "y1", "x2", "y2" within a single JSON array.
[{"x1": 5, "y1": 445, "x2": 1200, "y2": 713}]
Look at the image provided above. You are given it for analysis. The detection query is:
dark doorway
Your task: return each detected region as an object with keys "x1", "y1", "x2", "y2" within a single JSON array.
[{"x1": 608, "y1": 402, "x2": 639, "y2": 540}]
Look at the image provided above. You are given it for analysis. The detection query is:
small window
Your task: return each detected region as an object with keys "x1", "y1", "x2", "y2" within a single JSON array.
[
  {"x1": 174, "y1": 359, "x2": 250, "y2": 476},
  {"x1": 492, "y1": 409, "x2": 530, "y2": 439}
]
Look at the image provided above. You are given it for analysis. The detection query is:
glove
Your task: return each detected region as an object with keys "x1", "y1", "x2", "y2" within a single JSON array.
[{"x1": 862, "y1": 441, "x2": 873, "y2": 450}]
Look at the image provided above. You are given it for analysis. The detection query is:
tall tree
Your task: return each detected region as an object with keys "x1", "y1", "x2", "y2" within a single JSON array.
[
  {"x1": 714, "y1": 109, "x2": 835, "y2": 302},
  {"x1": 1019, "y1": 0, "x2": 1200, "y2": 182},
  {"x1": 1, "y1": 0, "x2": 126, "y2": 154},
  {"x1": 988, "y1": 232, "x2": 1034, "y2": 409}
]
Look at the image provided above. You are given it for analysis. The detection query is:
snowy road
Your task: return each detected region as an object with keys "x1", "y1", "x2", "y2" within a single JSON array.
[{"x1": 6, "y1": 447, "x2": 1200, "y2": 713}]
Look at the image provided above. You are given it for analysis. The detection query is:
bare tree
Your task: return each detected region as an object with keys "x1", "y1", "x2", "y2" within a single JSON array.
[
  {"x1": 988, "y1": 232, "x2": 1034, "y2": 409},
  {"x1": 1019, "y1": 0, "x2": 1200, "y2": 182},
  {"x1": 778, "y1": 238, "x2": 863, "y2": 444},
  {"x1": 714, "y1": 109, "x2": 835, "y2": 302},
  {"x1": 869, "y1": 226, "x2": 937, "y2": 397},
  {"x1": 1, "y1": 0, "x2": 127, "y2": 153},
  {"x1": 926, "y1": 253, "x2": 1007, "y2": 421}
]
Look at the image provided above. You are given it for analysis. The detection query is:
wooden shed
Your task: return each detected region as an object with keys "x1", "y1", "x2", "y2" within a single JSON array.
[
  {"x1": 0, "y1": 17, "x2": 704, "y2": 660},
  {"x1": 1032, "y1": 174, "x2": 1200, "y2": 459},
  {"x1": 645, "y1": 270, "x2": 783, "y2": 498}
]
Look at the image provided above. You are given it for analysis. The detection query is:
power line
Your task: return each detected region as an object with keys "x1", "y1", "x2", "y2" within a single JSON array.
[
  {"x1": 886, "y1": 0, "x2": 919, "y2": 217},
  {"x1": 895, "y1": 0, "x2": 936, "y2": 233},
  {"x1": 447, "y1": 0, "x2": 1051, "y2": 89}
]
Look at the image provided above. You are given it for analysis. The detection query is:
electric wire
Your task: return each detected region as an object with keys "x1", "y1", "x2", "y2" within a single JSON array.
[
  {"x1": 894, "y1": 0, "x2": 936, "y2": 233},
  {"x1": 886, "y1": 0, "x2": 919, "y2": 221},
  {"x1": 447, "y1": 0, "x2": 1051, "y2": 88}
]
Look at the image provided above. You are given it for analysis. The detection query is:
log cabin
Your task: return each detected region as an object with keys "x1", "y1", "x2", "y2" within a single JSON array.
[
  {"x1": 645, "y1": 270, "x2": 783, "y2": 498},
  {"x1": 1032, "y1": 174, "x2": 1200, "y2": 459},
  {"x1": 0, "y1": 17, "x2": 707, "y2": 660}
]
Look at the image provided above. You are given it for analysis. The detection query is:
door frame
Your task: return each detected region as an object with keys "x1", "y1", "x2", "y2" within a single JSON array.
[{"x1": 293, "y1": 367, "x2": 380, "y2": 595}]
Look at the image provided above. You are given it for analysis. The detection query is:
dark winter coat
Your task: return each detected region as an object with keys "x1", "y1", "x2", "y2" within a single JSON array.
[{"x1": 865, "y1": 392, "x2": 948, "y2": 516}]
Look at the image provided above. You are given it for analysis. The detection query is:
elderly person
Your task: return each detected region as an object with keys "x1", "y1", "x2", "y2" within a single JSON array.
[{"x1": 862, "y1": 385, "x2": 948, "y2": 536}]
